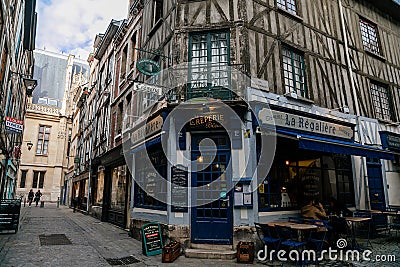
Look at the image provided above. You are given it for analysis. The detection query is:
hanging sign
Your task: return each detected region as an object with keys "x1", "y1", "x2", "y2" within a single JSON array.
[
  {"x1": 142, "y1": 222, "x2": 163, "y2": 256},
  {"x1": 136, "y1": 59, "x2": 161, "y2": 76},
  {"x1": 5, "y1": 117, "x2": 24, "y2": 134}
]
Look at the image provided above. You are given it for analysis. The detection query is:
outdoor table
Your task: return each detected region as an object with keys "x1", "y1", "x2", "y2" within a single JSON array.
[
  {"x1": 345, "y1": 217, "x2": 372, "y2": 250},
  {"x1": 267, "y1": 221, "x2": 296, "y2": 227},
  {"x1": 369, "y1": 210, "x2": 383, "y2": 214}
]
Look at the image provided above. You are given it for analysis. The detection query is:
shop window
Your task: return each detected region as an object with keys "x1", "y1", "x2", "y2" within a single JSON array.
[
  {"x1": 370, "y1": 81, "x2": 393, "y2": 122},
  {"x1": 282, "y1": 46, "x2": 307, "y2": 98},
  {"x1": 277, "y1": 0, "x2": 298, "y2": 15},
  {"x1": 20, "y1": 170, "x2": 27, "y2": 188},
  {"x1": 32, "y1": 171, "x2": 45, "y2": 189},
  {"x1": 134, "y1": 146, "x2": 167, "y2": 210},
  {"x1": 110, "y1": 165, "x2": 127, "y2": 211},
  {"x1": 36, "y1": 126, "x2": 51, "y2": 155},
  {"x1": 258, "y1": 146, "x2": 355, "y2": 211},
  {"x1": 359, "y1": 18, "x2": 381, "y2": 55},
  {"x1": 189, "y1": 31, "x2": 231, "y2": 100}
]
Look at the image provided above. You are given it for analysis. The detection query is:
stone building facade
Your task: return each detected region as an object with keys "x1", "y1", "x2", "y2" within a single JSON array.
[{"x1": 16, "y1": 52, "x2": 88, "y2": 202}]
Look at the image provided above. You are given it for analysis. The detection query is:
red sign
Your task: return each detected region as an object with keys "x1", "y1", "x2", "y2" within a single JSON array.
[{"x1": 5, "y1": 117, "x2": 24, "y2": 134}]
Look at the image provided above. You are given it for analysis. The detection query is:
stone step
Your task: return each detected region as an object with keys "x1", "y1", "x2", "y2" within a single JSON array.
[
  {"x1": 190, "y1": 243, "x2": 233, "y2": 250},
  {"x1": 185, "y1": 248, "x2": 236, "y2": 260}
]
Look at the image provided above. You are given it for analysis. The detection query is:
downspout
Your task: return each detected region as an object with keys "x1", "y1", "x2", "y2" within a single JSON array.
[{"x1": 338, "y1": 0, "x2": 369, "y2": 209}]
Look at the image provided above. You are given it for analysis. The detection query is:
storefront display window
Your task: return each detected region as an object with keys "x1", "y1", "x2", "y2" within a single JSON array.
[
  {"x1": 134, "y1": 145, "x2": 167, "y2": 210},
  {"x1": 110, "y1": 165, "x2": 127, "y2": 211},
  {"x1": 258, "y1": 139, "x2": 355, "y2": 211},
  {"x1": 92, "y1": 172, "x2": 104, "y2": 205}
]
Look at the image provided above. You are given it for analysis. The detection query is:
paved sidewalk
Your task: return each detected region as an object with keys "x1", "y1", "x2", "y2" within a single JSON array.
[
  {"x1": 0, "y1": 204, "x2": 399, "y2": 266},
  {"x1": 0, "y1": 204, "x2": 256, "y2": 267}
]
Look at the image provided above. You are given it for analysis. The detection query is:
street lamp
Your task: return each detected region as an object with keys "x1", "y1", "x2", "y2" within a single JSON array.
[
  {"x1": 10, "y1": 71, "x2": 38, "y2": 96},
  {"x1": 23, "y1": 78, "x2": 37, "y2": 96},
  {"x1": 26, "y1": 141, "x2": 33, "y2": 151}
]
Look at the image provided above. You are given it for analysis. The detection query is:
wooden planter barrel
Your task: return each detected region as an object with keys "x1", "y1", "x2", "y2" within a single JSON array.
[
  {"x1": 162, "y1": 241, "x2": 181, "y2": 263},
  {"x1": 236, "y1": 241, "x2": 254, "y2": 263}
]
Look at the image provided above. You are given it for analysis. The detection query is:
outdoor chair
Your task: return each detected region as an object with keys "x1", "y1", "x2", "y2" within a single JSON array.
[
  {"x1": 254, "y1": 223, "x2": 281, "y2": 263},
  {"x1": 353, "y1": 211, "x2": 372, "y2": 248},
  {"x1": 307, "y1": 219, "x2": 331, "y2": 264},
  {"x1": 371, "y1": 213, "x2": 389, "y2": 237},
  {"x1": 330, "y1": 216, "x2": 351, "y2": 246},
  {"x1": 275, "y1": 225, "x2": 307, "y2": 266},
  {"x1": 388, "y1": 211, "x2": 400, "y2": 236}
]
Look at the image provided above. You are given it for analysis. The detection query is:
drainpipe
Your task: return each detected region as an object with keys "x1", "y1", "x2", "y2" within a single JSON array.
[{"x1": 338, "y1": 0, "x2": 369, "y2": 209}]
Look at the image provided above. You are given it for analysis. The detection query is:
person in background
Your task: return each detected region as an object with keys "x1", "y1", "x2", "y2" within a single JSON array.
[
  {"x1": 34, "y1": 190, "x2": 42, "y2": 207},
  {"x1": 301, "y1": 197, "x2": 327, "y2": 220},
  {"x1": 27, "y1": 189, "x2": 34, "y2": 207},
  {"x1": 328, "y1": 197, "x2": 353, "y2": 217}
]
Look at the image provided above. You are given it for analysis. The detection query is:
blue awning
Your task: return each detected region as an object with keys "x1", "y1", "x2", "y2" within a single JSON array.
[
  {"x1": 277, "y1": 128, "x2": 395, "y2": 160},
  {"x1": 130, "y1": 136, "x2": 162, "y2": 154}
]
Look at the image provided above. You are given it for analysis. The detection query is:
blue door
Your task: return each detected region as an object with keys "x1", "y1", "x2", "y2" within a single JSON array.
[
  {"x1": 191, "y1": 135, "x2": 233, "y2": 244},
  {"x1": 367, "y1": 158, "x2": 386, "y2": 210}
]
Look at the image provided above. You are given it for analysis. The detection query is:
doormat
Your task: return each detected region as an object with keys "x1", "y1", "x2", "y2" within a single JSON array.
[
  {"x1": 39, "y1": 234, "x2": 72, "y2": 246},
  {"x1": 105, "y1": 255, "x2": 140, "y2": 265}
]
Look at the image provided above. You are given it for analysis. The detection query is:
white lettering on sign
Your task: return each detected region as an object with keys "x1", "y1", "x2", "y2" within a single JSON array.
[
  {"x1": 5, "y1": 117, "x2": 24, "y2": 134},
  {"x1": 131, "y1": 116, "x2": 163, "y2": 145},
  {"x1": 258, "y1": 109, "x2": 353, "y2": 140},
  {"x1": 134, "y1": 83, "x2": 162, "y2": 95},
  {"x1": 251, "y1": 77, "x2": 269, "y2": 91}
]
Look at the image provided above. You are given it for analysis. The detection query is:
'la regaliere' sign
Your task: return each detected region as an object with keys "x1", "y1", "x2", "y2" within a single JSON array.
[{"x1": 258, "y1": 109, "x2": 353, "y2": 140}]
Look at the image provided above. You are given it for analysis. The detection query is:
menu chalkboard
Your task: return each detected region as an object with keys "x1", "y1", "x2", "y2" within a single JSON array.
[
  {"x1": 171, "y1": 165, "x2": 188, "y2": 212},
  {"x1": 142, "y1": 222, "x2": 163, "y2": 256}
]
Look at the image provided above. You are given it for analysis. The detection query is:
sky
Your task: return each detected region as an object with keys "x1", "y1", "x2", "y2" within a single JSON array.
[{"x1": 35, "y1": 0, "x2": 129, "y2": 60}]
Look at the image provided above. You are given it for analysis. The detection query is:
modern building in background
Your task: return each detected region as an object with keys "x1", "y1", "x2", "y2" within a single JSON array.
[
  {"x1": 16, "y1": 51, "x2": 88, "y2": 202},
  {"x1": 65, "y1": 0, "x2": 400, "y2": 256},
  {"x1": 0, "y1": 0, "x2": 37, "y2": 200}
]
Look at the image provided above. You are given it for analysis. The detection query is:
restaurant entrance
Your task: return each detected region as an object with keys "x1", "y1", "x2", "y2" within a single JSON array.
[
  {"x1": 191, "y1": 134, "x2": 233, "y2": 244},
  {"x1": 367, "y1": 158, "x2": 386, "y2": 210}
]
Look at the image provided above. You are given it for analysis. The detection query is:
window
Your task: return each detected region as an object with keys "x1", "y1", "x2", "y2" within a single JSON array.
[
  {"x1": 134, "y1": 146, "x2": 167, "y2": 210},
  {"x1": 120, "y1": 46, "x2": 128, "y2": 80},
  {"x1": 20, "y1": 170, "x2": 27, "y2": 188},
  {"x1": 32, "y1": 171, "x2": 45, "y2": 189},
  {"x1": 189, "y1": 31, "x2": 230, "y2": 100},
  {"x1": 130, "y1": 33, "x2": 137, "y2": 70},
  {"x1": 106, "y1": 55, "x2": 113, "y2": 84},
  {"x1": 153, "y1": 0, "x2": 163, "y2": 25},
  {"x1": 370, "y1": 81, "x2": 393, "y2": 121},
  {"x1": 258, "y1": 153, "x2": 355, "y2": 211},
  {"x1": 38, "y1": 98, "x2": 48, "y2": 105},
  {"x1": 48, "y1": 99, "x2": 58, "y2": 106},
  {"x1": 277, "y1": 0, "x2": 298, "y2": 15},
  {"x1": 36, "y1": 126, "x2": 50, "y2": 155},
  {"x1": 282, "y1": 46, "x2": 307, "y2": 98},
  {"x1": 359, "y1": 18, "x2": 380, "y2": 55}
]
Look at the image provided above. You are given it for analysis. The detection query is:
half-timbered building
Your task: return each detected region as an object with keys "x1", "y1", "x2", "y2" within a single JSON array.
[{"x1": 123, "y1": 0, "x2": 400, "y2": 252}]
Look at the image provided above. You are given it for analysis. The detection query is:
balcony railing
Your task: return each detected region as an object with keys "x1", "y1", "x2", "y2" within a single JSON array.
[{"x1": 26, "y1": 103, "x2": 61, "y2": 115}]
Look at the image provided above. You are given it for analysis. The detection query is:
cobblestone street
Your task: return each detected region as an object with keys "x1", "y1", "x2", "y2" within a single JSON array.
[{"x1": 0, "y1": 204, "x2": 399, "y2": 267}]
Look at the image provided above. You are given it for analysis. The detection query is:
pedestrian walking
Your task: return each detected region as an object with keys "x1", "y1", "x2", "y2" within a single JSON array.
[
  {"x1": 34, "y1": 190, "x2": 42, "y2": 207},
  {"x1": 28, "y1": 189, "x2": 34, "y2": 207},
  {"x1": 72, "y1": 196, "x2": 79, "y2": 212}
]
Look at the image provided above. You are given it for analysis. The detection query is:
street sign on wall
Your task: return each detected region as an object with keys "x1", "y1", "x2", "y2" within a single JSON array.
[{"x1": 5, "y1": 117, "x2": 24, "y2": 134}]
